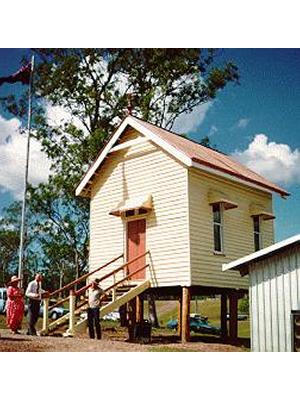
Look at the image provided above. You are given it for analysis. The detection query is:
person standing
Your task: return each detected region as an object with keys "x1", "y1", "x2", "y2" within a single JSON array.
[
  {"x1": 6, "y1": 276, "x2": 25, "y2": 334},
  {"x1": 87, "y1": 279, "x2": 105, "y2": 339},
  {"x1": 25, "y1": 273, "x2": 48, "y2": 336}
]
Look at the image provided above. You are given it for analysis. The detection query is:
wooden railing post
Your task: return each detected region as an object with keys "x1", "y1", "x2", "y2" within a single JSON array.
[
  {"x1": 112, "y1": 273, "x2": 116, "y2": 302},
  {"x1": 178, "y1": 293, "x2": 182, "y2": 339},
  {"x1": 123, "y1": 264, "x2": 127, "y2": 282},
  {"x1": 66, "y1": 289, "x2": 76, "y2": 337},
  {"x1": 42, "y1": 297, "x2": 49, "y2": 335},
  {"x1": 229, "y1": 291, "x2": 238, "y2": 344}
]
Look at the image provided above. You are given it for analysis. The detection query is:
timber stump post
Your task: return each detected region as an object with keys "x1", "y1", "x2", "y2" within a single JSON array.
[
  {"x1": 119, "y1": 304, "x2": 128, "y2": 327},
  {"x1": 178, "y1": 293, "x2": 182, "y2": 339},
  {"x1": 136, "y1": 295, "x2": 144, "y2": 323},
  {"x1": 221, "y1": 293, "x2": 228, "y2": 341},
  {"x1": 181, "y1": 286, "x2": 191, "y2": 342},
  {"x1": 229, "y1": 291, "x2": 238, "y2": 344},
  {"x1": 127, "y1": 299, "x2": 137, "y2": 341}
]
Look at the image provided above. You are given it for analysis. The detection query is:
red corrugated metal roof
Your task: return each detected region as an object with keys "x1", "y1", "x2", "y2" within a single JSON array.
[{"x1": 132, "y1": 117, "x2": 289, "y2": 197}]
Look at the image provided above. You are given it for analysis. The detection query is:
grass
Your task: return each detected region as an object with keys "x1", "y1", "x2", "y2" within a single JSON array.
[{"x1": 153, "y1": 297, "x2": 250, "y2": 339}]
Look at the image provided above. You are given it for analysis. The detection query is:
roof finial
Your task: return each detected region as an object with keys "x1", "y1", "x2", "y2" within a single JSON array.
[{"x1": 126, "y1": 93, "x2": 133, "y2": 116}]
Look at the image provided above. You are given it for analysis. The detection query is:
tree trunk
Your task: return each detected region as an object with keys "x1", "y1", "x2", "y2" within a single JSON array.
[
  {"x1": 148, "y1": 293, "x2": 159, "y2": 328},
  {"x1": 59, "y1": 268, "x2": 64, "y2": 299},
  {"x1": 1, "y1": 262, "x2": 5, "y2": 287},
  {"x1": 74, "y1": 251, "x2": 79, "y2": 291}
]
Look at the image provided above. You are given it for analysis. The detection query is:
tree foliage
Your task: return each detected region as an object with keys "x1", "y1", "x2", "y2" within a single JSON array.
[
  {"x1": 0, "y1": 229, "x2": 19, "y2": 286},
  {"x1": 239, "y1": 296, "x2": 249, "y2": 314}
]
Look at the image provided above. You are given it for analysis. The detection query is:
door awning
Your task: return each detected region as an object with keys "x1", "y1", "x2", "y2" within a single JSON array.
[
  {"x1": 249, "y1": 203, "x2": 275, "y2": 220},
  {"x1": 208, "y1": 189, "x2": 238, "y2": 210},
  {"x1": 109, "y1": 194, "x2": 152, "y2": 217}
]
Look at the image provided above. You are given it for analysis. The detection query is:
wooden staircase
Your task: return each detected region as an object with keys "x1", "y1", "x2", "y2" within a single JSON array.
[
  {"x1": 39, "y1": 252, "x2": 151, "y2": 337},
  {"x1": 72, "y1": 280, "x2": 150, "y2": 335}
]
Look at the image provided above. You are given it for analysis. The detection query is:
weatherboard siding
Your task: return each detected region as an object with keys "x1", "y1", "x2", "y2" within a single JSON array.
[
  {"x1": 188, "y1": 168, "x2": 274, "y2": 289},
  {"x1": 249, "y1": 246, "x2": 300, "y2": 351},
  {"x1": 89, "y1": 128, "x2": 191, "y2": 287}
]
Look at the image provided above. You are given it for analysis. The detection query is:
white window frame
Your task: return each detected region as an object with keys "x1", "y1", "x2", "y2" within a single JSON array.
[
  {"x1": 212, "y1": 203, "x2": 224, "y2": 254},
  {"x1": 253, "y1": 215, "x2": 262, "y2": 251}
]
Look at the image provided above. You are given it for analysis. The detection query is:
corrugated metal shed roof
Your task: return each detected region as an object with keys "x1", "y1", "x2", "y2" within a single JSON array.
[{"x1": 222, "y1": 234, "x2": 300, "y2": 275}]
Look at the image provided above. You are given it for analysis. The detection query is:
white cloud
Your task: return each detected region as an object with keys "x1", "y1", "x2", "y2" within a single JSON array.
[
  {"x1": 233, "y1": 134, "x2": 300, "y2": 185},
  {"x1": 45, "y1": 102, "x2": 87, "y2": 133},
  {"x1": 0, "y1": 114, "x2": 50, "y2": 200},
  {"x1": 236, "y1": 118, "x2": 250, "y2": 129},
  {"x1": 173, "y1": 102, "x2": 213, "y2": 133},
  {"x1": 207, "y1": 124, "x2": 218, "y2": 137}
]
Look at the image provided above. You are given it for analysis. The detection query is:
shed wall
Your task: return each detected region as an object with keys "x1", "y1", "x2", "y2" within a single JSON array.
[{"x1": 249, "y1": 245, "x2": 300, "y2": 351}]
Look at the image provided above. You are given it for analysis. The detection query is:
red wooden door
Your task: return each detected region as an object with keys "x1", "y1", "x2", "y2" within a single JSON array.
[{"x1": 127, "y1": 219, "x2": 146, "y2": 280}]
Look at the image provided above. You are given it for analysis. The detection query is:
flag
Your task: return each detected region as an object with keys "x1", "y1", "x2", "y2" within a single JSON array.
[{"x1": 0, "y1": 62, "x2": 32, "y2": 87}]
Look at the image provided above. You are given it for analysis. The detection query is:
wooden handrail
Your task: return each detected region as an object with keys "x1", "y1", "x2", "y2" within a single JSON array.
[
  {"x1": 77, "y1": 263, "x2": 150, "y2": 298},
  {"x1": 75, "y1": 283, "x2": 91, "y2": 297},
  {"x1": 73, "y1": 251, "x2": 149, "y2": 296},
  {"x1": 105, "y1": 264, "x2": 150, "y2": 293},
  {"x1": 49, "y1": 252, "x2": 149, "y2": 315},
  {"x1": 74, "y1": 299, "x2": 88, "y2": 312},
  {"x1": 71, "y1": 264, "x2": 149, "y2": 315},
  {"x1": 50, "y1": 253, "x2": 124, "y2": 297},
  {"x1": 119, "y1": 250, "x2": 149, "y2": 274},
  {"x1": 48, "y1": 296, "x2": 68, "y2": 311}
]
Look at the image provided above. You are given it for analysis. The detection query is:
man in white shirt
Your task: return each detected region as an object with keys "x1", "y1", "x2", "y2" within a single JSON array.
[
  {"x1": 26, "y1": 273, "x2": 48, "y2": 335},
  {"x1": 87, "y1": 279, "x2": 105, "y2": 339}
]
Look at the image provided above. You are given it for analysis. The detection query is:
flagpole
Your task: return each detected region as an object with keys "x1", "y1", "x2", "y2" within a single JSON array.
[{"x1": 18, "y1": 55, "x2": 35, "y2": 283}]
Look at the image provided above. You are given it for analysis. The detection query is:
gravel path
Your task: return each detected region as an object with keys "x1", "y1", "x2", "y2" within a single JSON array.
[{"x1": 0, "y1": 329, "x2": 246, "y2": 352}]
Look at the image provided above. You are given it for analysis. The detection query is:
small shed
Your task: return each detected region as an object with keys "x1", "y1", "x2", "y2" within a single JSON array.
[{"x1": 223, "y1": 234, "x2": 300, "y2": 351}]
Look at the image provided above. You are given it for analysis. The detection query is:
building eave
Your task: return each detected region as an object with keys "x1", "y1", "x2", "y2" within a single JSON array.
[
  {"x1": 222, "y1": 234, "x2": 300, "y2": 275},
  {"x1": 191, "y1": 159, "x2": 289, "y2": 197}
]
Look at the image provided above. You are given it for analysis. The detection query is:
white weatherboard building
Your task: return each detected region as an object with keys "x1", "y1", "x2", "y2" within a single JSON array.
[{"x1": 223, "y1": 235, "x2": 300, "y2": 352}]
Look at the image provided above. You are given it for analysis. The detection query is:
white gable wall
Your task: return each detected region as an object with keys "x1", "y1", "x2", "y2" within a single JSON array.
[{"x1": 89, "y1": 128, "x2": 191, "y2": 287}]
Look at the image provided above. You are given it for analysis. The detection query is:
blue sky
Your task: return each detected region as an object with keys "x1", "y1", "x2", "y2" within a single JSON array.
[
  {"x1": 175, "y1": 49, "x2": 300, "y2": 241},
  {"x1": 0, "y1": 48, "x2": 299, "y2": 241}
]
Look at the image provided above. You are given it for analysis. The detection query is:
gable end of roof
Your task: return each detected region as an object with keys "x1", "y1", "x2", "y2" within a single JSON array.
[{"x1": 75, "y1": 115, "x2": 289, "y2": 198}]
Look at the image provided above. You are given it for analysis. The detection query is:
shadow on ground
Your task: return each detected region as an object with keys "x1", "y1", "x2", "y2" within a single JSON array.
[{"x1": 143, "y1": 334, "x2": 250, "y2": 349}]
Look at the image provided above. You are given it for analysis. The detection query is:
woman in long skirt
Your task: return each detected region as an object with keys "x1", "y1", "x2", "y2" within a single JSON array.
[{"x1": 6, "y1": 276, "x2": 25, "y2": 334}]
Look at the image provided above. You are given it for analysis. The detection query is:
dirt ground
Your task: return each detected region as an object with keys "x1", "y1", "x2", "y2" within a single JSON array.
[{"x1": 0, "y1": 329, "x2": 248, "y2": 352}]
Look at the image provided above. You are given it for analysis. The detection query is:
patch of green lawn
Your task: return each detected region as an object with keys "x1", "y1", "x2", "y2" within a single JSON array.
[{"x1": 153, "y1": 298, "x2": 250, "y2": 339}]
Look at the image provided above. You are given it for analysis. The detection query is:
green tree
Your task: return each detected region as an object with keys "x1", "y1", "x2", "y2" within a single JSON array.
[
  {"x1": 239, "y1": 296, "x2": 249, "y2": 314},
  {"x1": 0, "y1": 229, "x2": 19, "y2": 286},
  {"x1": 27, "y1": 182, "x2": 89, "y2": 291}
]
